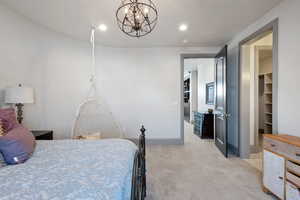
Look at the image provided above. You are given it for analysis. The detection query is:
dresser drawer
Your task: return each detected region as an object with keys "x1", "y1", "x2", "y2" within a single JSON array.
[
  {"x1": 287, "y1": 172, "x2": 300, "y2": 188},
  {"x1": 264, "y1": 137, "x2": 288, "y2": 155},
  {"x1": 287, "y1": 161, "x2": 300, "y2": 175},
  {"x1": 282, "y1": 145, "x2": 300, "y2": 164},
  {"x1": 264, "y1": 137, "x2": 300, "y2": 163}
]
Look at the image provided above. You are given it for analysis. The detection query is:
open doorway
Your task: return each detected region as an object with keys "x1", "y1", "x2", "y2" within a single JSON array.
[
  {"x1": 239, "y1": 19, "x2": 278, "y2": 169},
  {"x1": 255, "y1": 42, "x2": 273, "y2": 150},
  {"x1": 182, "y1": 57, "x2": 215, "y2": 142},
  {"x1": 180, "y1": 47, "x2": 231, "y2": 158}
]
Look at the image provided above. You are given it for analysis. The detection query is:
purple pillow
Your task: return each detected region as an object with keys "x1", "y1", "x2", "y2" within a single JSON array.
[
  {"x1": 0, "y1": 126, "x2": 36, "y2": 165},
  {"x1": 0, "y1": 108, "x2": 18, "y2": 132}
]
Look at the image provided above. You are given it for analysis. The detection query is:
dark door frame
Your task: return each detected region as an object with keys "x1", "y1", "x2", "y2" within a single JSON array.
[
  {"x1": 180, "y1": 54, "x2": 216, "y2": 144},
  {"x1": 238, "y1": 18, "x2": 279, "y2": 158}
]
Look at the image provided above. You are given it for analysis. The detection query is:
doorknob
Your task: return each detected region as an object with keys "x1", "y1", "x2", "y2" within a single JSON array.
[
  {"x1": 217, "y1": 113, "x2": 224, "y2": 120},
  {"x1": 217, "y1": 113, "x2": 231, "y2": 118},
  {"x1": 217, "y1": 116, "x2": 224, "y2": 120},
  {"x1": 224, "y1": 113, "x2": 231, "y2": 118}
]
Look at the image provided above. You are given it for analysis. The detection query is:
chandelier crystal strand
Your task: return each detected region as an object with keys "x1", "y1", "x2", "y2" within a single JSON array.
[{"x1": 116, "y1": 0, "x2": 158, "y2": 37}]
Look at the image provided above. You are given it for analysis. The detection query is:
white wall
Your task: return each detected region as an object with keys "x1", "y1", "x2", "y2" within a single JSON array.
[
  {"x1": 0, "y1": 4, "x2": 92, "y2": 138},
  {"x1": 0, "y1": 4, "x2": 219, "y2": 141},
  {"x1": 197, "y1": 59, "x2": 215, "y2": 112},
  {"x1": 190, "y1": 70, "x2": 198, "y2": 122},
  {"x1": 260, "y1": 57, "x2": 272, "y2": 75},
  {"x1": 97, "y1": 47, "x2": 220, "y2": 140},
  {"x1": 228, "y1": 0, "x2": 300, "y2": 156}
]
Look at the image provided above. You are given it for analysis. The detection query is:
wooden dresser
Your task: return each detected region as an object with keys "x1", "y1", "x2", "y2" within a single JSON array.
[{"x1": 263, "y1": 134, "x2": 300, "y2": 200}]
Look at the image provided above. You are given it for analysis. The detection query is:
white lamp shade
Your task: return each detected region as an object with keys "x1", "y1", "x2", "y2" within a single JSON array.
[{"x1": 5, "y1": 86, "x2": 34, "y2": 104}]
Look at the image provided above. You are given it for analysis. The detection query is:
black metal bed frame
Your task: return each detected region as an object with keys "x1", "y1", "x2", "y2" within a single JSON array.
[{"x1": 131, "y1": 126, "x2": 146, "y2": 200}]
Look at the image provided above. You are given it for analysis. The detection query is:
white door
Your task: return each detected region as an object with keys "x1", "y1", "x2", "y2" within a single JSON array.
[{"x1": 263, "y1": 150, "x2": 285, "y2": 199}]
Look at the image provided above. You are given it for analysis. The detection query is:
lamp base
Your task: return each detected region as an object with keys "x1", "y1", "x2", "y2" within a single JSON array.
[{"x1": 15, "y1": 103, "x2": 24, "y2": 124}]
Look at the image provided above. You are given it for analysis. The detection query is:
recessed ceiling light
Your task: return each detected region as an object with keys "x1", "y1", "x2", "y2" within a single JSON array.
[
  {"x1": 98, "y1": 24, "x2": 107, "y2": 32},
  {"x1": 179, "y1": 24, "x2": 188, "y2": 31}
]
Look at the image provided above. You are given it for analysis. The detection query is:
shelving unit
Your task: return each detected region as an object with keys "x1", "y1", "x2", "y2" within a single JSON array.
[
  {"x1": 184, "y1": 77, "x2": 191, "y2": 122},
  {"x1": 264, "y1": 73, "x2": 273, "y2": 133},
  {"x1": 184, "y1": 78, "x2": 190, "y2": 103}
]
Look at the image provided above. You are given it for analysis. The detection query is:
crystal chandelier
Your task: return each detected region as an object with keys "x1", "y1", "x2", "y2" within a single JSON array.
[{"x1": 116, "y1": 0, "x2": 158, "y2": 38}]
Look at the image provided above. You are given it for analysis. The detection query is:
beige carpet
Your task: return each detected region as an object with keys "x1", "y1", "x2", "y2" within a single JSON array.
[
  {"x1": 145, "y1": 122, "x2": 276, "y2": 200},
  {"x1": 244, "y1": 152, "x2": 263, "y2": 171}
]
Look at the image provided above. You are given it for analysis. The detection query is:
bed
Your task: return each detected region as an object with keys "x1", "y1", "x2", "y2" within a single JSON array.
[{"x1": 0, "y1": 127, "x2": 146, "y2": 200}]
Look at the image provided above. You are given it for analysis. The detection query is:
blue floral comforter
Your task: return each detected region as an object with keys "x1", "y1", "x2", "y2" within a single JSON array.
[{"x1": 0, "y1": 139, "x2": 138, "y2": 200}]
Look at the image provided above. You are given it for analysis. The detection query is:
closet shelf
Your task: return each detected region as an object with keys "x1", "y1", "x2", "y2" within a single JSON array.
[
  {"x1": 261, "y1": 71, "x2": 273, "y2": 133},
  {"x1": 260, "y1": 72, "x2": 272, "y2": 75}
]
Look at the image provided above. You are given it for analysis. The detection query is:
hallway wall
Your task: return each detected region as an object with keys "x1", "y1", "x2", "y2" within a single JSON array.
[{"x1": 197, "y1": 59, "x2": 215, "y2": 112}]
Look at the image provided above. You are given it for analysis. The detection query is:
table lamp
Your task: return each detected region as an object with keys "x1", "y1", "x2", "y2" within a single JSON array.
[{"x1": 5, "y1": 84, "x2": 34, "y2": 124}]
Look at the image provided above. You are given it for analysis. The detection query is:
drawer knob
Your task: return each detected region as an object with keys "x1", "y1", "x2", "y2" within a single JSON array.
[
  {"x1": 295, "y1": 153, "x2": 300, "y2": 157},
  {"x1": 278, "y1": 176, "x2": 283, "y2": 180},
  {"x1": 270, "y1": 143, "x2": 276, "y2": 147}
]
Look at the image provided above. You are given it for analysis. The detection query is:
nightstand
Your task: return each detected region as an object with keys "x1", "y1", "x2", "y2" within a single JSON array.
[{"x1": 31, "y1": 130, "x2": 53, "y2": 140}]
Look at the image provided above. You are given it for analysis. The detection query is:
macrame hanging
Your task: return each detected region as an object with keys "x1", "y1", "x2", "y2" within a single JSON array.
[{"x1": 72, "y1": 28, "x2": 124, "y2": 139}]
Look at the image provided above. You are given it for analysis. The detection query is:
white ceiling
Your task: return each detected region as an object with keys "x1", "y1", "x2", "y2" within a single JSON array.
[{"x1": 0, "y1": 0, "x2": 282, "y2": 47}]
